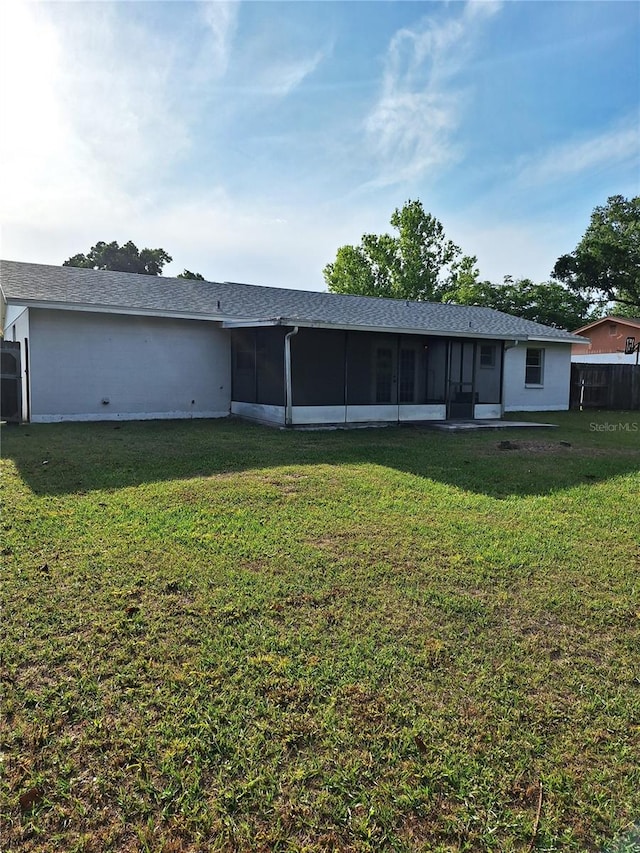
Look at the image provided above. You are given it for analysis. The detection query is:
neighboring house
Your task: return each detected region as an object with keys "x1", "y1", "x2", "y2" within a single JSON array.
[
  {"x1": 0, "y1": 260, "x2": 585, "y2": 426},
  {"x1": 571, "y1": 316, "x2": 640, "y2": 364}
]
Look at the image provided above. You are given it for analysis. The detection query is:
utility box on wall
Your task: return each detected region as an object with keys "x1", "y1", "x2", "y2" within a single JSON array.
[{"x1": 1, "y1": 341, "x2": 22, "y2": 423}]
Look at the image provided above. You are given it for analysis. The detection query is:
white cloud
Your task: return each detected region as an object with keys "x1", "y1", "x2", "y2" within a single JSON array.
[
  {"x1": 196, "y1": 1, "x2": 239, "y2": 81},
  {"x1": 0, "y1": 3, "x2": 117, "y2": 228},
  {"x1": 55, "y1": 5, "x2": 191, "y2": 187},
  {"x1": 516, "y1": 120, "x2": 640, "y2": 187},
  {"x1": 364, "y1": 1, "x2": 502, "y2": 187},
  {"x1": 1, "y1": 0, "x2": 634, "y2": 298},
  {"x1": 0, "y1": 1, "x2": 332, "y2": 285},
  {"x1": 0, "y1": 0, "x2": 249, "y2": 256},
  {"x1": 0, "y1": 1, "x2": 193, "y2": 236},
  {"x1": 140, "y1": 192, "x2": 357, "y2": 288},
  {"x1": 254, "y1": 49, "x2": 326, "y2": 97},
  {"x1": 226, "y1": 17, "x2": 331, "y2": 100}
]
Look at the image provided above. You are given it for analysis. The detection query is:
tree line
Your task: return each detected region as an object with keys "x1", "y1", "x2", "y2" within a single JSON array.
[
  {"x1": 323, "y1": 195, "x2": 640, "y2": 329},
  {"x1": 63, "y1": 241, "x2": 204, "y2": 281},
  {"x1": 63, "y1": 194, "x2": 639, "y2": 331}
]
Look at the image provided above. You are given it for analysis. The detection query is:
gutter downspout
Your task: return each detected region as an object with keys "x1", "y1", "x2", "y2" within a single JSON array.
[{"x1": 284, "y1": 326, "x2": 299, "y2": 427}]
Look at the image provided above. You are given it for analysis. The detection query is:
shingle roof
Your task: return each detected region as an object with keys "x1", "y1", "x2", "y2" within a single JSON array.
[
  {"x1": 1, "y1": 259, "x2": 582, "y2": 343},
  {"x1": 572, "y1": 315, "x2": 640, "y2": 334}
]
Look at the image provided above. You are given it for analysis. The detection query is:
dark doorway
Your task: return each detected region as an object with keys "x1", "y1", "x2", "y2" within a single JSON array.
[
  {"x1": 1, "y1": 341, "x2": 22, "y2": 423},
  {"x1": 447, "y1": 341, "x2": 477, "y2": 419}
]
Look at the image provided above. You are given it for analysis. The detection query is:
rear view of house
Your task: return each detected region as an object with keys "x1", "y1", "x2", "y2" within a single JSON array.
[{"x1": 1, "y1": 260, "x2": 583, "y2": 426}]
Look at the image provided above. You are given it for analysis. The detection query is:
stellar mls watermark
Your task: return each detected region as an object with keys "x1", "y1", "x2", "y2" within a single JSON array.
[{"x1": 589, "y1": 422, "x2": 639, "y2": 432}]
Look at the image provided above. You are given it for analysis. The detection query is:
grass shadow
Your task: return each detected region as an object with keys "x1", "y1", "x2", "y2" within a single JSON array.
[{"x1": 2, "y1": 411, "x2": 639, "y2": 499}]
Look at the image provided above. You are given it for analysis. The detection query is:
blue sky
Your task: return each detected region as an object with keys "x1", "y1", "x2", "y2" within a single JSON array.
[{"x1": 1, "y1": 1, "x2": 638, "y2": 291}]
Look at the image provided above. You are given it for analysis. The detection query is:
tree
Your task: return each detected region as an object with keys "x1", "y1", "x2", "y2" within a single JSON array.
[
  {"x1": 552, "y1": 195, "x2": 640, "y2": 311},
  {"x1": 177, "y1": 270, "x2": 205, "y2": 280},
  {"x1": 448, "y1": 275, "x2": 593, "y2": 330},
  {"x1": 63, "y1": 240, "x2": 172, "y2": 276},
  {"x1": 324, "y1": 200, "x2": 470, "y2": 302}
]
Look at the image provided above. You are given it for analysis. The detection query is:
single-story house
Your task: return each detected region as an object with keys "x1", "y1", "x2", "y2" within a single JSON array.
[
  {"x1": 571, "y1": 316, "x2": 640, "y2": 364},
  {"x1": 1, "y1": 260, "x2": 585, "y2": 426}
]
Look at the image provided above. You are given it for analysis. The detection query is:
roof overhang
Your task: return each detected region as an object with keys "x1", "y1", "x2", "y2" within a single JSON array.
[
  {"x1": 526, "y1": 333, "x2": 588, "y2": 345},
  {"x1": 3, "y1": 298, "x2": 582, "y2": 345},
  {"x1": 2, "y1": 298, "x2": 229, "y2": 324},
  {"x1": 222, "y1": 316, "x2": 580, "y2": 344}
]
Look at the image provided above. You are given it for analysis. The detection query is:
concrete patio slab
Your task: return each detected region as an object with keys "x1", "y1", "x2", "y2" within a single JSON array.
[{"x1": 417, "y1": 419, "x2": 557, "y2": 431}]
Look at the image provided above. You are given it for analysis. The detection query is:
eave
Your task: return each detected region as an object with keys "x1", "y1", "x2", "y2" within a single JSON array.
[
  {"x1": 3, "y1": 298, "x2": 583, "y2": 345},
  {"x1": 223, "y1": 317, "x2": 581, "y2": 344},
  {"x1": 2, "y1": 298, "x2": 229, "y2": 324}
]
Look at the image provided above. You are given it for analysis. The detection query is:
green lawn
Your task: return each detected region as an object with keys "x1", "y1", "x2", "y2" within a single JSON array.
[{"x1": 1, "y1": 412, "x2": 639, "y2": 852}]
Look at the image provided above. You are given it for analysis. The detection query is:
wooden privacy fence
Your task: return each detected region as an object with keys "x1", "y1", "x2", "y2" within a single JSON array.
[{"x1": 570, "y1": 363, "x2": 640, "y2": 411}]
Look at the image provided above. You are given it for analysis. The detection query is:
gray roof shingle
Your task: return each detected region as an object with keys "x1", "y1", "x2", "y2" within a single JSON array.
[{"x1": 1, "y1": 259, "x2": 582, "y2": 342}]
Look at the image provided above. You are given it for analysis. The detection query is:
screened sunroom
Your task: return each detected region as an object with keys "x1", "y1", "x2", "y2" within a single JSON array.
[{"x1": 229, "y1": 324, "x2": 503, "y2": 427}]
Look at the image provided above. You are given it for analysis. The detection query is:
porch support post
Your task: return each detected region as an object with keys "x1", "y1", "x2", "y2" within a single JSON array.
[
  {"x1": 284, "y1": 326, "x2": 299, "y2": 426},
  {"x1": 471, "y1": 341, "x2": 477, "y2": 419},
  {"x1": 343, "y1": 329, "x2": 348, "y2": 423}
]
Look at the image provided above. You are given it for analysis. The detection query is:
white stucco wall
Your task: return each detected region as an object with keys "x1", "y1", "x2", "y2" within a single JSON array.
[
  {"x1": 503, "y1": 343, "x2": 571, "y2": 412},
  {"x1": 28, "y1": 308, "x2": 231, "y2": 422},
  {"x1": 572, "y1": 352, "x2": 639, "y2": 364}
]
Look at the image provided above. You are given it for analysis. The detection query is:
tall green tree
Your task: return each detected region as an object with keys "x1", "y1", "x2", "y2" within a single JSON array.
[
  {"x1": 552, "y1": 195, "x2": 640, "y2": 311},
  {"x1": 63, "y1": 240, "x2": 172, "y2": 276},
  {"x1": 448, "y1": 276, "x2": 593, "y2": 330},
  {"x1": 324, "y1": 200, "x2": 470, "y2": 302}
]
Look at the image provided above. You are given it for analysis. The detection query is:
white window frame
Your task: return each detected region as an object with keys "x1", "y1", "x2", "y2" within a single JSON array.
[{"x1": 525, "y1": 347, "x2": 544, "y2": 386}]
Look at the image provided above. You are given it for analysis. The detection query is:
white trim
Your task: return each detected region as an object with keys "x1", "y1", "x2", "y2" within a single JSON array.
[
  {"x1": 243, "y1": 403, "x2": 450, "y2": 426},
  {"x1": 571, "y1": 352, "x2": 639, "y2": 364},
  {"x1": 5, "y1": 299, "x2": 229, "y2": 324},
  {"x1": 260, "y1": 317, "x2": 581, "y2": 343},
  {"x1": 231, "y1": 401, "x2": 285, "y2": 425},
  {"x1": 503, "y1": 404, "x2": 567, "y2": 412},
  {"x1": 398, "y1": 404, "x2": 447, "y2": 421},
  {"x1": 223, "y1": 319, "x2": 281, "y2": 329},
  {"x1": 3, "y1": 304, "x2": 28, "y2": 330},
  {"x1": 284, "y1": 326, "x2": 299, "y2": 425},
  {"x1": 474, "y1": 403, "x2": 502, "y2": 419},
  {"x1": 292, "y1": 406, "x2": 347, "y2": 425},
  {"x1": 526, "y1": 335, "x2": 579, "y2": 344},
  {"x1": 525, "y1": 346, "x2": 545, "y2": 386},
  {"x1": 236, "y1": 403, "x2": 457, "y2": 425},
  {"x1": 31, "y1": 410, "x2": 229, "y2": 423},
  {"x1": 4, "y1": 299, "x2": 582, "y2": 344},
  {"x1": 346, "y1": 405, "x2": 399, "y2": 422}
]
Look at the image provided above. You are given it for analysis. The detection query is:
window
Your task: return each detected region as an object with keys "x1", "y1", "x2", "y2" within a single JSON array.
[
  {"x1": 479, "y1": 345, "x2": 496, "y2": 368},
  {"x1": 525, "y1": 348, "x2": 544, "y2": 385},
  {"x1": 609, "y1": 323, "x2": 618, "y2": 336}
]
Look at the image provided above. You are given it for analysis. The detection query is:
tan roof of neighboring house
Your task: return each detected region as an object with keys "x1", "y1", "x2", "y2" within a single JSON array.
[{"x1": 572, "y1": 315, "x2": 640, "y2": 335}]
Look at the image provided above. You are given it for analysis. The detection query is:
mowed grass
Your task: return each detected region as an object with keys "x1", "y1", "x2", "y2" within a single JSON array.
[{"x1": 1, "y1": 412, "x2": 639, "y2": 853}]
